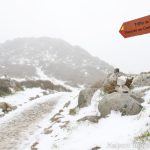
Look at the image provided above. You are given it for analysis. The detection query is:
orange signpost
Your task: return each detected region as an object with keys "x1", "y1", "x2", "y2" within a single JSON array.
[{"x1": 119, "y1": 15, "x2": 150, "y2": 38}]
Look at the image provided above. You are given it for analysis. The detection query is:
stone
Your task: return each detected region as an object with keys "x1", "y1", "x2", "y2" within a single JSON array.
[
  {"x1": 130, "y1": 94, "x2": 144, "y2": 103},
  {"x1": 125, "y1": 77, "x2": 134, "y2": 88},
  {"x1": 98, "y1": 93, "x2": 143, "y2": 118},
  {"x1": 91, "y1": 146, "x2": 101, "y2": 150},
  {"x1": 78, "y1": 88, "x2": 97, "y2": 108},
  {"x1": 132, "y1": 73, "x2": 150, "y2": 87},
  {"x1": 103, "y1": 73, "x2": 118, "y2": 94},
  {"x1": 77, "y1": 116, "x2": 101, "y2": 123}
]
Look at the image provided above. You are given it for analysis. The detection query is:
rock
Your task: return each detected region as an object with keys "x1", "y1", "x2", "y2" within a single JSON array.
[
  {"x1": 42, "y1": 91, "x2": 49, "y2": 95},
  {"x1": 130, "y1": 94, "x2": 144, "y2": 103},
  {"x1": 63, "y1": 101, "x2": 71, "y2": 108},
  {"x1": 31, "y1": 142, "x2": 39, "y2": 150},
  {"x1": 0, "y1": 102, "x2": 7, "y2": 112},
  {"x1": 59, "y1": 109, "x2": 63, "y2": 113},
  {"x1": 132, "y1": 73, "x2": 150, "y2": 87},
  {"x1": 77, "y1": 116, "x2": 101, "y2": 123},
  {"x1": 98, "y1": 93, "x2": 143, "y2": 117},
  {"x1": 60, "y1": 121, "x2": 69, "y2": 129},
  {"x1": 78, "y1": 88, "x2": 97, "y2": 108},
  {"x1": 44, "y1": 128, "x2": 53, "y2": 134},
  {"x1": 115, "y1": 85, "x2": 129, "y2": 93},
  {"x1": 0, "y1": 102, "x2": 16, "y2": 113},
  {"x1": 50, "y1": 113, "x2": 63, "y2": 122},
  {"x1": 0, "y1": 79, "x2": 16, "y2": 88},
  {"x1": 91, "y1": 146, "x2": 101, "y2": 150},
  {"x1": 102, "y1": 68, "x2": 133, "y2": 94},
  {"x1": 0, "y1": 79, "x2": 23, "y2": 96},
  {"x1": 103, "y1": 73, "x2": 118, "y2": 94},
  {"x1": 29, "y1": 95, "x2": 40, "y2": 101},
  {"x1": 125, "y1": 77, "x2": 134, "y2": 88}
]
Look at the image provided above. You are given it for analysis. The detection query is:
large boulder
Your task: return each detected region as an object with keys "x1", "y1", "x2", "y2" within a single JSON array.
[
  {"x1": 98, "y1": 93, "x2": 143, "y2": 117},
  {"x1": 78, "y1": 88, "x2": 97, "y2": 108}
]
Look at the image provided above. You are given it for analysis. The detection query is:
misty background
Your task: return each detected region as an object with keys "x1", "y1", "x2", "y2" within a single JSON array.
[{"x1": 0, "y1": 0, "x2": 150, "y2": 73}]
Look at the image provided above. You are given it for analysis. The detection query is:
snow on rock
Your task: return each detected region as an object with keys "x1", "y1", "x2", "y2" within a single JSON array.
[
  {"x1": 77, "y1": 89, "x2": 102, "y2": 118},
  {"x1": 117, "y1": 75, "x2": 127, "y2": 86}
]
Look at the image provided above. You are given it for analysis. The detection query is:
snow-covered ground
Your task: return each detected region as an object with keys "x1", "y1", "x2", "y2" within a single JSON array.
[
  {"x1": 0, "y1": 86, "x2": 77, "y2": 150},
  {"x1": 28, "y1": 88, "x2": 150, "y2": 150},
  {"x1": 1, "y1": 84, "x2": 150, "y2": 150},
  {"x1": 0, "y1": 88, "x2": 45, "y2": 106}
]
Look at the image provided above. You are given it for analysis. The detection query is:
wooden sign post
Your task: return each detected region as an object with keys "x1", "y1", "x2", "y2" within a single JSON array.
[{"x1": 119, "y1": 15, "x2": 150, "y2": 38}]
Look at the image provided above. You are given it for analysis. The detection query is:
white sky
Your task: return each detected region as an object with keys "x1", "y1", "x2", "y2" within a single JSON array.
[{"x1": 0, "y1": 0, "x2": 150, "y2": 73}]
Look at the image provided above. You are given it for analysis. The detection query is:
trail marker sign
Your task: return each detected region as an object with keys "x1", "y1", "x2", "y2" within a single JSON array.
[{"x1": 119, "y1": 15, "x2": 150, "y2": 38}]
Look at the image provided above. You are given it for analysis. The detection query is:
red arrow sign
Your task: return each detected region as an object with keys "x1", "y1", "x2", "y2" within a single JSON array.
[{"x1": 119, "y1": 15, "x2": 150, "y2": 38}]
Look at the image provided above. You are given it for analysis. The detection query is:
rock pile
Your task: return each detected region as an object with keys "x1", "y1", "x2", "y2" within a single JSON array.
[{"x1": 78, "y1": 68, "x2": 144, "y2": 118}]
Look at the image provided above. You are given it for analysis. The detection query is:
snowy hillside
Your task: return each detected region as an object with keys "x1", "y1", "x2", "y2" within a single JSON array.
[{"x1": 0, "y1": 37, "x2": 113, "y2": 85}]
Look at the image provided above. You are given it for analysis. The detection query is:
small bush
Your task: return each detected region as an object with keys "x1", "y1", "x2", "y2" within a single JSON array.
[
  {"x1": 135, "y1": 131, "x2": 150, "y2": 141},
  {"x1": 69, "y1": 108, "x2": 77, "y2": 115}
]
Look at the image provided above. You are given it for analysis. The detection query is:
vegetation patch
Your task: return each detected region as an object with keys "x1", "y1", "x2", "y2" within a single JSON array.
[{"x1": 135, "y1": 131, "x2": 150, "y2": 141}]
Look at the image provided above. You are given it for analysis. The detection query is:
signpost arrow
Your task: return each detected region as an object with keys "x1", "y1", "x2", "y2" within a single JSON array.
[{"x1": 119, "y1": 15, "x2": 150, "y2": 38}]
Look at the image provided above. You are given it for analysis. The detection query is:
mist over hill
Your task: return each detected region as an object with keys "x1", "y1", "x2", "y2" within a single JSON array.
[{"x1": 0, "y1": 37, "x2": 113, "y2": 85}]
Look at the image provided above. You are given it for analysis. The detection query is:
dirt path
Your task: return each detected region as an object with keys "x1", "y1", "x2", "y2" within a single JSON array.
[{"x1": 0, "y1": 94, "x2": 64, "y2": 150}]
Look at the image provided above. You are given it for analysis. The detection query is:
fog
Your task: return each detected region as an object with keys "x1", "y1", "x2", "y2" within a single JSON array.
[{"x1": 0, "y1": 0, "x2": 150, "y2": 73}]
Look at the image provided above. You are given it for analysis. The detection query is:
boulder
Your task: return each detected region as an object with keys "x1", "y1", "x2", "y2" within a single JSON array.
[
  {"x1": 0, "y1": 102, "x2": 16, "y2": 112},
  {"x1": 125, "y1": 77, "x2": 134, "y2": 88},
  {"x1": 98, "y1": 93, "x2": 143, "y2": 117},
  {"x1": 103, "y1": 73, "x2": 117, "y2": 93},
  {"x1": 78, "y1": 88, "x2": 97, "y2": 108}
]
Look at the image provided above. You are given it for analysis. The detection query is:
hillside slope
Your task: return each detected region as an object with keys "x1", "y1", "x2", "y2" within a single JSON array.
[{"x1": 0, "y1": 37, "x2": 113, "y2": 85}]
